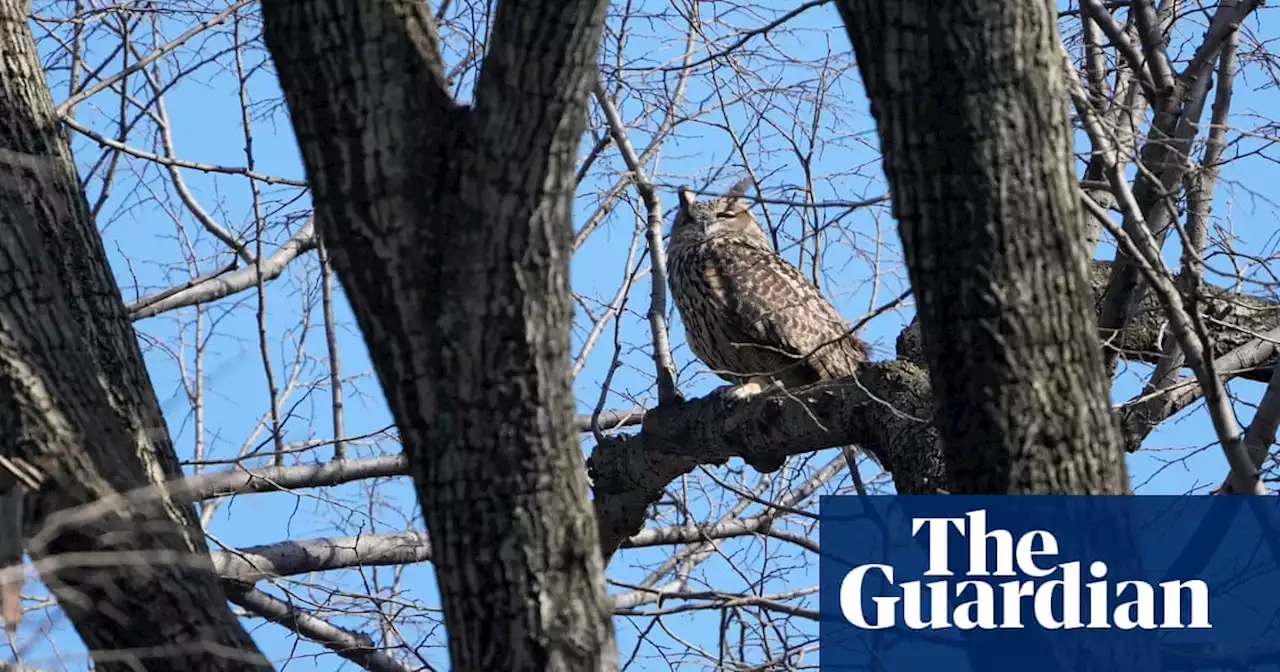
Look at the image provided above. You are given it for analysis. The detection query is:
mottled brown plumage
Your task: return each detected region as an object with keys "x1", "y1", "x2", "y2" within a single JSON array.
[
  {"x1": 666, "y1": 178, "x2": 869, "y2": 395},
  {"x1": 666, "y1": 180, "x2": 872, "y2": 474}
]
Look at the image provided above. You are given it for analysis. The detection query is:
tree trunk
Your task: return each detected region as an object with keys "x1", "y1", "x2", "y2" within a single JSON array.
[
  {"x1": 258, "y1": 2, "x2": 617, "y2": 671},
  {"x1": 836, "y1": 0, "x2": 1129, "y2": 494},
  {"x1": 0, "y1": 2, "x2": 270, "y2": 668}
]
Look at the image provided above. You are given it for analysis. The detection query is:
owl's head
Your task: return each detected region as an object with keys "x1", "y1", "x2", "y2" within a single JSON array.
[{"x1": 670, "y1": 178, "x2": 770, "y2": 248}]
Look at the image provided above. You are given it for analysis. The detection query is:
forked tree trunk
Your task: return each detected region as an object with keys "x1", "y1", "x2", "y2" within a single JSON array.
[
  {"x1": 836, "y1": 0, "x2": 1129, "y2": 494},
  {"x1": 0, "y1": 2, "x2": 270, "y2": 668},
  {"x1": 259, "y1": 2, "x2": 617, "y2": 671}
]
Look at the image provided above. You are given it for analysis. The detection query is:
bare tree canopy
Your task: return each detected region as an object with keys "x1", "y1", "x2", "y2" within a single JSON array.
[{"x1": 0, "y1": 0, "x2": 1277, "y2": 670}]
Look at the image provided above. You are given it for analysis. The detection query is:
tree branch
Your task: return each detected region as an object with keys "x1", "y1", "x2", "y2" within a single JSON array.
[
  {"x1": 1095, "y1": 0, "x2": 1261, "y2": 372},
  {"x1": 214, "y1": 532, "x2": 430, "y2": 583},
  {"x1": 589, "y1": 361, "x2": 944, "y2": 559},
  {"x1": 128, "y1": 218, "x2": 317, "y2": 320},
  {"x1": 223, "y1": 583, "x2": 414, "y2": 672},
  {"x1": 592, "y1": 84, "x2": 680, "y2": 403}
]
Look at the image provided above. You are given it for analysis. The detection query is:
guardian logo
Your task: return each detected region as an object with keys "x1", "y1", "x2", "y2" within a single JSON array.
[
  {"x1": 818, "y1": 496, "x2": 1280, "y2": 672},
  {"x1": 837, "y1": 510, "x2": 1210, "y2": 630}
]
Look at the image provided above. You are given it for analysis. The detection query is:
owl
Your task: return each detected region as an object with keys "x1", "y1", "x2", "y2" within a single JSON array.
[{"x1": 666, "y1": 177, "x2": 869, "y2": 412}]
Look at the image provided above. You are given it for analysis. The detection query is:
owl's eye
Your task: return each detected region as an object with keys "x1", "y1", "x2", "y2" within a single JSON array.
[{"x1": 716, "y1": 211, "x2": 736, "y2": 219}]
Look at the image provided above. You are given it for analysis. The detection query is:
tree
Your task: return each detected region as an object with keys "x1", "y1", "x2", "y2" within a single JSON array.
[
  {"x1": 834, "y1": 1, "x2": 1130, "y2": 494},
  {"x1": 256, "y1": 1, "x2": 617, "y2": 670},
  {"x1": 0, "y1": 0, "x2": 271, "y2": 668},
  {"x1": 1, "y1": 1, "x2": 1277, "y2": 670}
]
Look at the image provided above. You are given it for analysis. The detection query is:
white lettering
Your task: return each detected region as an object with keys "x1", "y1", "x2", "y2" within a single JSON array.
[
  {"x1": 902, "y1": 580, "x2": 951, "y2": 629},
  {"x1": 1159, "y1": 580, "x2": 1210, "y2": 628},
  {"x1": 840, "y1": 564, "x2": 897, "y2": 629},
  {"x1": 967, "y1": 510, "x2": 1016, "y2": 577},
  {"x1": 835, "y1": 510, "x2": 1213, "y2": 632},
  {"x1": 1086, "y1": 561, "x2": 1109, "y2": 628},
  {"x1": 999, "y1": 580, "x2": 1034, "y2": 628},
  {"x1": 1033, "y1": 561, "x2": 1082, "y2": 629},
  {"x1": 953, "y1": 581, "x2": 997, "y2": 629},
  {"x1": 1114, "y1": 581, "x2": 1157, "y2": 629},
  {"x1": 913, "y1": 516, "x2": 966, "y2": 576},
  {"x1": 1014, "y1": 530, "x2": 1058, "y2": 578}
]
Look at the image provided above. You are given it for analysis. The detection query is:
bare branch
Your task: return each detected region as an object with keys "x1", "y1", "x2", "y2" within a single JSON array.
[
  {"x1": 55, "y1": 0, "x2": 257, "y2": 116},
  {"x1": 223, "y1": 584, "x2": 415, "y2": 672},
  {"x1": 127, "y1": 219, "x2": 317, "y2": 321},
  {"x1": 1179, "y1": 0, "x2": 1262, "y2": 84},
  {"x1": 1131, "y1": 0, "x2": 1176, "y2": 96},
  {"x1": 589, "y1": 362, "x2": 945, "y2": 558},
  {"x1": 1083, "y1": 195, "x2": 1263, "y2": 493},
  {"x1": 593, "y1": 83, "x2": 680, "y2": 403},
  {"x1": 213, "y1": 532, "x2": 430, "y2": 583}
]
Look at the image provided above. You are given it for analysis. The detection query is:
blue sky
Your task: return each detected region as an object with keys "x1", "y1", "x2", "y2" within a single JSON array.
[{"x1": 10, "y1": 1, "x2": 1280, "y2": 670}]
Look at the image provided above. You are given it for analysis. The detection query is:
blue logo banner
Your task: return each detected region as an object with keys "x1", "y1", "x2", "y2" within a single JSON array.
[{"x1": 818, "y1": 495, "x2": 1280, "y2": 671}]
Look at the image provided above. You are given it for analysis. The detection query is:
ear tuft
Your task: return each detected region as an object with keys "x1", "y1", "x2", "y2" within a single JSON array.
[
  {"x1": 677, "y1": 186, "x2": 696, "y2": 209},
  {"x1": 725, "y1": 177, "x2": 753, "y2": 200}
]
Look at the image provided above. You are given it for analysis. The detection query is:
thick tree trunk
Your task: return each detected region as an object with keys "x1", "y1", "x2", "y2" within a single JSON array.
[
  {"x1": 0, "y1": 3, "x2": 270, "y2": 669},
  {"x1": 836, "y1": 0, "x2": 1129, "y2": 494},
  {"x1": 259, "y1": 2, "x2": 617, "y2": 671}
]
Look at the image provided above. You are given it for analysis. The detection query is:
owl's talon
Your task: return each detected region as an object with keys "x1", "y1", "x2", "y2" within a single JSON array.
[
  {"x1": 712, "y1": 379, "x2": 788, "y2": 403},
  {"x1": 712, "y1": 381, "x2": 768, "y2": 402},
  {"x1": 711, "y1": 384, "x2": 749, "y2": 401}
]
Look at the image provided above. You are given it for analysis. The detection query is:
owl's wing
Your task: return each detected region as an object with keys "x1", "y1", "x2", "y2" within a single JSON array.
[{"x1": 703, "y1": 240, "x2": 865, "y2": 382}]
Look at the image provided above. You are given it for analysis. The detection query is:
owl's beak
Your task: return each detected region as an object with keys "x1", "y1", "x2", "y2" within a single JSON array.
[{"x1": 677, "y1": 186, "x2": 695, "y2": 209}]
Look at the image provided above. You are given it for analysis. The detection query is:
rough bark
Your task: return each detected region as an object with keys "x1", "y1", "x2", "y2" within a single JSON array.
[
  {"x1": 0, "y1": 3, "x2": 269, "y2": 669},
  {"x1": 258, "y1": 2, "x2": 617, "y2": 671},
  {"x1": 898, "y1": 260, "x2": 1280, "y2": 382},
  {"x1": 836, "y1": 0, "x2": 1128, "y2": 494},
  {"x1": 590, "y1": 361, "x2": 943, "y2": 558}
]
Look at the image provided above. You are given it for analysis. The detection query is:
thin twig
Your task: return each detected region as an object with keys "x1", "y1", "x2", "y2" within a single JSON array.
[{"x1": 593, "y1": 82, "x2": 680, "y2": 403}]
